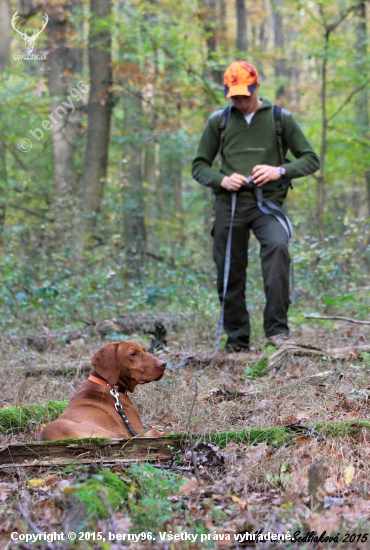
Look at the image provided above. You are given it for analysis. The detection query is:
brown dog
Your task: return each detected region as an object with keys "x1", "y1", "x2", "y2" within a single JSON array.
[{"x1": 39, "y1": 341, "x2": 166, "y2": 440}]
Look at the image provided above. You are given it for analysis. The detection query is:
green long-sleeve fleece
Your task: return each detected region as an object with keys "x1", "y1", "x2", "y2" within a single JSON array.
[{"x1": 191, "y1": 98, "x2": 320, "y2": 203}]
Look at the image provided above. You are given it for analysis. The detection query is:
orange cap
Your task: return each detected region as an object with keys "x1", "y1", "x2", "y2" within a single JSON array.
[{"x1": 223, "y1": 61, "x2": 259, "y2": 98}]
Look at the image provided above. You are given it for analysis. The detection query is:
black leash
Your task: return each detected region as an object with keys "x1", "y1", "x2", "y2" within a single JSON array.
[
  {"x1": 110, "y1": 387, "x2": 139, "y2": 436},
  {"x1": 251, "y1": 177, "x2": 295, "y2": 305},
  {"x1": 214, "y1": 192, "x2": 237, "y2": 354}
]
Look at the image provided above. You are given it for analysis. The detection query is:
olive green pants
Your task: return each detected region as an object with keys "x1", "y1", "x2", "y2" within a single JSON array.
[{"x1": 212, "y1": 199, "x2": 291, "y2": 348}]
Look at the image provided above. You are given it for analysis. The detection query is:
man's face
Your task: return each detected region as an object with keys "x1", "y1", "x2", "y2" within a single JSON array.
[{"x1": 230, "y1": 85, "x2": 260, "y2": 115}]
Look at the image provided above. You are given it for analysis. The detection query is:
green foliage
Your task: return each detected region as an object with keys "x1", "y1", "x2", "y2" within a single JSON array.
[
  {"x1": 128, "y1": 463, "x2": 184, "y2": 531},
  {"x1": 0, "y1": 400, "x2": 67, "y2": 434},
  {"x1": 73, "y1": 470, "x2": 130, "y2": 519},
  {"x1": 244, "y1": 359, "x2": 269, "y2": 379}
]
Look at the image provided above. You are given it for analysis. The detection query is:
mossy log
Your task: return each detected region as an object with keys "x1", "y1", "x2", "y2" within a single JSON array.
[
  {"x1": 0, "y1": 436, "x2": 184, "y2": 469},
  {"x1": 1, "y1": 420, "x2": 369, "y2": 470}
]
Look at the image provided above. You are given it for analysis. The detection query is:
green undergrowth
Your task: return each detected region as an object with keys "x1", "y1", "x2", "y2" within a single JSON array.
[
  {"x1": 0, "y1": 400, "x2": 68, "y2": 434},
  {"x1": 71, "y1": 463, "x2": 186, "y2": 531},
  {"x1": 244, "y1": 358, "x2": 270, "y2": 379},
  {"x1": 73, "y1": 469, "x2": 131, "y2": 518}
]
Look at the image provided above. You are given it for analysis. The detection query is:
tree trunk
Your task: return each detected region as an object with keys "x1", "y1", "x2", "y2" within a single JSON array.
[
  {"x1": 0, "y1": 140, "x2": 8, "y2": 235},
  {"x1": 0, "y1": 0, "x2": 10, "y2": 73},
  {"x1": 46, "y1": 3, "x2": 76, "y2": 197},
  {"x1": 219, "y1": 0, "x2": 227, "y2": 43},
  {"x1": 122, "y1": 92, "x2": 147, "y2": 276},
  {"x1": 354, "y1": 0, "x2": 369, "y2": 216},
  {"x1": 79, "y1": 0, "x2": 112, "y2": 249},
  {"x1": 317, "y1": 31, "x2": 329, "y2": 241},
  {"x1": 271, "y1": 0, "x2": 287, "y2": 101},
  {"x1": 202, "y1": 0, "x2": 223, "y2": 85},
  {"x1": 236, "y1": 0, "x2": 247, "y2": 53}
]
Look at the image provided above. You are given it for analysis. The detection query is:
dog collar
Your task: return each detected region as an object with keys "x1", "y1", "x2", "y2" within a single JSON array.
[{"x1": 88, "y1": 375, "x2": 128, "y2": 394}]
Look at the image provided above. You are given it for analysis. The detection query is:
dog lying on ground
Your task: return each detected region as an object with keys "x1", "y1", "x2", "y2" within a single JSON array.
[{"x1": 39, "y1": 341, "x2": 166, "y2": 440}]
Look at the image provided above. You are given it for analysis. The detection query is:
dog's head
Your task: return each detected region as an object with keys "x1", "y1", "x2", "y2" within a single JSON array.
[{"x1": 91, "y1": 341, "x2": 166, "y2": 392}]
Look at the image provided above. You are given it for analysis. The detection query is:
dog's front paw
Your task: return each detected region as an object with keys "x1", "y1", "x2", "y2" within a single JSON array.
[{"x1": 144, "y1": 429, "x2": 165, "y2": 437}]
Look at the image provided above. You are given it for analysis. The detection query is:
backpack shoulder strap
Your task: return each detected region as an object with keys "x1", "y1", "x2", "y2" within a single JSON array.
[
  {"x1": 272, "y1": 105, "x2": 285, "y2": 165},
  {"x1": 218, "y1": 105, "x2": 231, "y2": 156}
]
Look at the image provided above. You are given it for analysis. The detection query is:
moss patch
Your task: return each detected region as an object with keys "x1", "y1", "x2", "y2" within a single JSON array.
[
  {"x1": 315, "y1": 419, "x2": 370, "y2": 437},
  {"x1": 73, "y1": 470, "x2": 130, "y2": 518},
  {"x1": 0, "y1": 401, "x2": 68, "y2": 434},
  {"x1": 208, "y1": 420, "x2": 370, "y2": 448},
  {"x1": 209, "y1": 427, "x2": 291, "y2": 448}
]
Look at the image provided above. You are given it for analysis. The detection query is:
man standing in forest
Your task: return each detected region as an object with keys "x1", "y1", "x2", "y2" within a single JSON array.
[{"x1": 192, "y1": 61, "x2": 319, "y2": 352}]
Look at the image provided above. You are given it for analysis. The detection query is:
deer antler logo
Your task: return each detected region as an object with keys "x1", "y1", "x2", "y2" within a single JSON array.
[{"x1": 12, "y1": 11, "x2": 49, "y2": 54}]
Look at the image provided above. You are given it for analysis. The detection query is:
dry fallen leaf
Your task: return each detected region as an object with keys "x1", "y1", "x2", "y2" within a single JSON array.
[
  {"x1": 28, "y1": 478, "x2": 45, "y2": 488},
  {"x1": 230, "y1": 494, "x2": 248, "y2": 510},
  {"x1": 344, "y1": 465, "x2": 355, "y2": 485},
  {"x1": 340, "y1": 500, "x2": 370, "y2": 520},
  {"x1": 245, "y1": 442, "x2": 268, "y2": 462},
  {"x1": 115, "y1": 514, "x2": 132, "y2": 533},
  {"x1": 44, "y1": 474, "x2": 60, "y2": 486},
  {"x1": 179, "y1": 477, "x2": 199, "y2": 496},
  {"x1": 0, "y1": 484, "x2": 10, "y2": 502},
  {"x1": 307, "y1": 510, "x2": 342, "y2": 533}
]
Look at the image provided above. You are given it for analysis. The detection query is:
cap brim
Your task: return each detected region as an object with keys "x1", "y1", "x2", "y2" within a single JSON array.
[{"x1": 226, "y1": 83, "x2": 257, "y2": 98}]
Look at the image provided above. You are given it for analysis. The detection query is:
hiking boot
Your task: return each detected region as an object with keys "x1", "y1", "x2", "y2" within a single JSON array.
[
  {"x1": 265, "y1": 334, "x2": 296, "y2": 349},
  {"x1": 224, "y1": 344, "x2": 250, "y2": 354}
]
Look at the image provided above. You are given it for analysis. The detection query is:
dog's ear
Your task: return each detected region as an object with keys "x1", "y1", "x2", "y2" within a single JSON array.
[{"x1": 91, "y1": 343, "x2": 120, "y2": 385}]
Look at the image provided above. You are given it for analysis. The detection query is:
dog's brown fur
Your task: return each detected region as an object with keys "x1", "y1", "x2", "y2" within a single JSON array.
[{"x1": 39, "y1": 341, "x2": 166, "y2": 440}]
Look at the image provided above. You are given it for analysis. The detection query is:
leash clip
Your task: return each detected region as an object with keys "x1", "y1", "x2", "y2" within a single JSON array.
[{"x1": 110, "y1": 387, "x2": 121, "y2": 412}]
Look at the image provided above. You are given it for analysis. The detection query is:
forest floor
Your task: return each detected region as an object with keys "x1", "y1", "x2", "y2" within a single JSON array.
[{"x1": 0, "y1": 316, "x2": 370, "y2": 550}]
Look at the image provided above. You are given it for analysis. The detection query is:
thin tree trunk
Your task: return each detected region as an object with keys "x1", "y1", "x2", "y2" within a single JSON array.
[
  {"x1": 202, "y1": 0, "x2": 223, "y2": 85},
  {"x1": 0, "y1": 0, "x2": 10, "y2": 72},
  {"x1": 219, "y1": 0, "x2": 227, "y2": 42},
  {"x1": 354, "y1": 0, "x2": 369, "y2": 216},
  {"x1": 236, "y1": 0, "x2": 247, "y2": 53},
  {"x1": 0, "y1": 140, "x2": 8, "y2": 235},
  {"x1": 46, "y1": 3, "x2": 76, "y2": 197},
  {"x1": 122, "y1": 92, "x2": 147, "y2": 275},
  {"x1": 79, "y1": 0, "x2": 112, "y2": 249},
  {"x1": 271, "y1": 0, "x2": 287, "y2": 101},
  {"x1": 317, "y1": 30, "x2": 329, "y2": 241}
]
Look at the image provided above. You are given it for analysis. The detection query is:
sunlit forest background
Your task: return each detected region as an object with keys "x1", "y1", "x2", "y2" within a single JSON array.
[{"x1": 0, "y1": 0, "x2": 369, "y2": 340}]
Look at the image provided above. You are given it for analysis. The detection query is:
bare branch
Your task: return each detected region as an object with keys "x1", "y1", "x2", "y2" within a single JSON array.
[{"x1": 327, "y1": 77, "x2": 370, "y2": 123}]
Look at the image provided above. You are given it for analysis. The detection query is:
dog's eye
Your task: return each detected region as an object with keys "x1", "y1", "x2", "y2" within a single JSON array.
[{"x1": 130, "y1": 351, "x2": 137, "y2": 356}]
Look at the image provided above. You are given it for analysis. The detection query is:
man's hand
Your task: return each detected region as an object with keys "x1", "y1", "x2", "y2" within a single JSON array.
[
  {"x1": 252, "y1": 165, "x2": 280, "y2": 187},
  {"x1": 221, "y1": 173, "x2": 249, "y2": 192}
]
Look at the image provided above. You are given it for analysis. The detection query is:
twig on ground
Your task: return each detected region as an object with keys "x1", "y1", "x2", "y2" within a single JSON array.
[
  {"x1": 186, "y1": 381, "x2": 201, "y2": 486},
  {"x1": 305, "y1": 315, "x2": 370, "y2": 325},
  {"x1": 18, "y1": 503, "x2": 57, "y2": 550}
]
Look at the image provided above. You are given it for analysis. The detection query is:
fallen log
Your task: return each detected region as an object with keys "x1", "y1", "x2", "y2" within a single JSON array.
[
  {"x1": 0, "y1": 436, "x2": 183, "y2": 469},
  {"x1": 7, "y1": 361, "x2": 91, "y2": 376},
  {"x1": 8, "y1": 313, "x2": 187, "y2": 352}
]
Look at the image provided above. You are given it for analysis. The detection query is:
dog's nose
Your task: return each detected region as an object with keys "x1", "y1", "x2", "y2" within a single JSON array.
[{"x1": 158, "y1": 360, "x2": 166, "y2": 369}]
